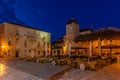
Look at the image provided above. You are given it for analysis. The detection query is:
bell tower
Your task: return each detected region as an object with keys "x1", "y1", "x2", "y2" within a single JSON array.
[
  {"x1": 64, "y1": 17, "x2": 80, "y2": 56},
  {"x1": 66, "y1": 17, "x2": 80, "y2": 44}
]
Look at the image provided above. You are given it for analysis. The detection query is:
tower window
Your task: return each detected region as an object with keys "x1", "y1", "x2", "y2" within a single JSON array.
[{"x1": 8, "y1": 38, "x2": 12, "y2": 45}]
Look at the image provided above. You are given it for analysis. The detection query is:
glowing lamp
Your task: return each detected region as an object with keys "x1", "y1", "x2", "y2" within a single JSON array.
[{"x1": 1, "y1": 45, "x2": 5, "y2": 48}]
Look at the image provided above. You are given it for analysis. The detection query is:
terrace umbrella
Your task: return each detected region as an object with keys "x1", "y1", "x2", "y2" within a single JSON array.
[{"x1": 101, "y1": 44, "x2": 120, "y2": 57}]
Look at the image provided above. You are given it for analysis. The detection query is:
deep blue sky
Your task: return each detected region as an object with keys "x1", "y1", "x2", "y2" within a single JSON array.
[{"x1": 0, "y1": 0, "x2": 120, "y2": 41}]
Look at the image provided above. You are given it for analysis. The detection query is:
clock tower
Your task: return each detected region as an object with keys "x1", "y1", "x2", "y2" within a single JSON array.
[
  {"x1": 65, "y1": 17, "x2": 80, "y2": 55},
  {"x1": 66, "y1": 17, "x2": 80, "y2": 44}
]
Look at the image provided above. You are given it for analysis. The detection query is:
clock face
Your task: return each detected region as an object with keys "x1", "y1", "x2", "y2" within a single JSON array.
[{"x1": 68, "y1": 26, "x2": 72, "y2": 32}]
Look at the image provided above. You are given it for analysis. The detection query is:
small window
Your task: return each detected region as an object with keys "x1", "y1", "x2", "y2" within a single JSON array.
[
  {"x1": 54, "y1": 50, "x2": 56, "y2": 54},
  {"x1": 38, "y1": 50, "x2": 40, "y2": 55},
  {"x1": 29, "y1": 50, "x2": 31, "y2": 52},
  {"x1": 16, "y1": 30, "x2": 20, "y2": 36},
  {"x1": 8, "y1": 50, "x2": 11, "y2": 56},
  {"x1": 42, "y1": 37, "x2": 45, "y2": 41},
  {"x1": 43, "y1": 51, "x2": 45, "y2": 56},
  {"x1": 24, "y1": 40, "x2": 27, "y2": 46}
]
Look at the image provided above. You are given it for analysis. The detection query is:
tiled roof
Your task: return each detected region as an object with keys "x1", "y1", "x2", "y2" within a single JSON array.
[
  {"x1": 66, "y1": 17, "x2": 79, "y2": 25},
  {"x1": 3, "y1": 22, "x2": 50, "y2": 33},
  {"x1": 52, "y1": 37, "x2": 64, "y2": 44},
  {"x1": 75, "y1": 28, "x2": 120, "y2": 42}
]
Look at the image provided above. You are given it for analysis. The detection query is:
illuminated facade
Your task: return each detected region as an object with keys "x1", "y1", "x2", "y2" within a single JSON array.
[
  {"x1": 0, "y1": 22, "x2": 51, "y2": 58},
  {"x1": 52, "y1": 17, "x2": 120, "y2": 58}
]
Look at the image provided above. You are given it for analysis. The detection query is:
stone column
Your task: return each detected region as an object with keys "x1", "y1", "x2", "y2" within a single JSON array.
[
  {"x1": 45, "y1": 41, "x2": 48, "y2": 57},
  {"x1": 68, "y1": 43, "x2": 71, "y2": 57},
  {"x1": 98, "y1": 38, "x2": 101, "y2": 56},
  {"x1": 89, "y1": 41, "x2": 92, "y2": 57}
]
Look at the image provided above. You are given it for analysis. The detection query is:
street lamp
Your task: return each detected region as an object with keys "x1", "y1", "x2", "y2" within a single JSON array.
[
  {"x1": 1, "y1": 45, "x2": 5, "y2": 55},
  {"x1": 2, "y1": 45, "x2": 5, "y2": 48}
]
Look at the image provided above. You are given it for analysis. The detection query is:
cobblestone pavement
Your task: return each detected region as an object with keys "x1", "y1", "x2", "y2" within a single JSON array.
[
  {"x1": 59, "y1": 62, "x2": 120, "y2": 80},
  {"x1": 59, "y1": 68, "x2": 95, "y2": 80},
  {"x1": 86, "y1": 62, "x2": 120, "y2": 80},
  {"x1": 0, "y1": 63, "x2": 41, "y2": 80},
  {"x1": 1, "y1": 59, "x2": 120, "y2": 80},
  {"x1": 0, "y1": 59, "x2": 69, "y2": 80}
]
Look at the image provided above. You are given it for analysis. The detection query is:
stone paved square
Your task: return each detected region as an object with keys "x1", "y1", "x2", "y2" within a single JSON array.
[
  {"x1": 1, "y1": 59, "x2": 120, "y2": 80},
  {"x1": 0, "y1": 59, "x2": 69, "y2": 80}
]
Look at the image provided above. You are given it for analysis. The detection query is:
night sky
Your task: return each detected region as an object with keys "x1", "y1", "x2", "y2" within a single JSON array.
[{"x1": 0, "y1": 0, "x2": 120, "y2": 41}]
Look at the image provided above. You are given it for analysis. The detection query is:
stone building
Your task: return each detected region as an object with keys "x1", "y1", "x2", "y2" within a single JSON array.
[
  {"x1": 52, "y1": 17, "x2": 120, "y2": 58},
  {"x1": 0, "y1": 22, "x2": 51, "y2": 58}
]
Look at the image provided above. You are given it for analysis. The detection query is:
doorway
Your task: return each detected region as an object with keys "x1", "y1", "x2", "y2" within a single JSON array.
[{"x1": 57, "y1": 50, "x2": 60, "y2": 59}]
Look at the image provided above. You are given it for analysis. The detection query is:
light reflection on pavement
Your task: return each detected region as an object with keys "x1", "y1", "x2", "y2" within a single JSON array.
[
  {"x1": 0, "y1": 63, "x2": 6, "y2": 76},
  {"x1": 0, "y1": 63, "x2": 41, "y2": 80}
]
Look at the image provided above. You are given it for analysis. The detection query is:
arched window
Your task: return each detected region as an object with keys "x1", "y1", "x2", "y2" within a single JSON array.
[{"x1": 16, "y1": 30, "x2": 20, "y2": 36}]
